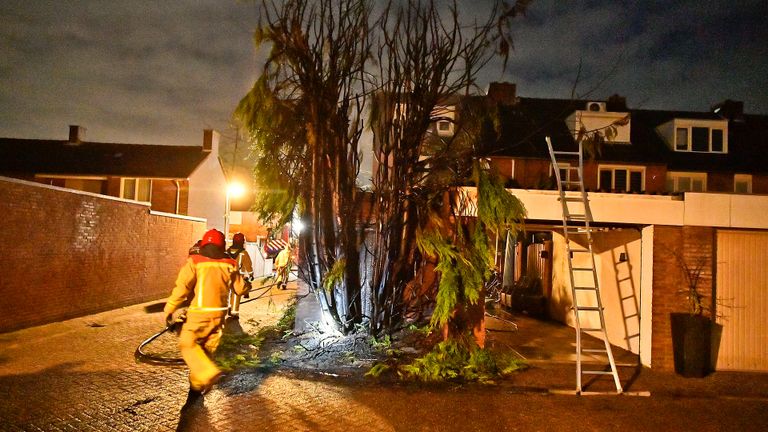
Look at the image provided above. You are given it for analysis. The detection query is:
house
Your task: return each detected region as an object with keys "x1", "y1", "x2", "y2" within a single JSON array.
[
  {"x1": 432, "y1": 83, "x2": 768, "y2": 372},
  {"x1": 479, "y1": 83, "x2": 768, "y2": 195},
  {"x1": 0, "y1": 125, "x2": 227, "y2": 230}
]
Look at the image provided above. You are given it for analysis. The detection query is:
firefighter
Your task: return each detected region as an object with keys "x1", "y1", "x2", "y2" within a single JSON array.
[
  {"x1": 163, "y1": 229, "x2": 247, "y2": 397},
  {"x1": 226, "y1": 232, "x2": 253, "y2": 318},
  {"x1": 273, "y1": 242, "x2": 292, "y2": 290},
  {"x1": 188, "y1": 240, "x2": 202, "y2": 256}
]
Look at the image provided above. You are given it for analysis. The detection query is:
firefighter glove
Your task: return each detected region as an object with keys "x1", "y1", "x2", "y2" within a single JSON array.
[{"x1": 165, "y1": 313, "x2": 175, "y2": 328}]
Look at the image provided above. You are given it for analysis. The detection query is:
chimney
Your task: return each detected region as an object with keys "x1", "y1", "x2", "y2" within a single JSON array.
[
  {"x1": 68, "y1": 125, "x2": 86, "y2": 144},
  {"x1": 203, "y1": 129, "x2": 219, "y2": 153},
  {"x1": 712, "y1": 99, "x2": 744, "y2": 122},
  {"x1": 606, "y1": 94, "x2": 628, "y2": 111},
  {"x1": 487, "y1": 82, "x2": 517, "y2": 106}
]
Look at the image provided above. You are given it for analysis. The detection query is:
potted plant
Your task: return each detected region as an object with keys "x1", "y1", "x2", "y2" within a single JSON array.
[{"x1": 669, "y1": 250, "x2": 722, "y2": 378}]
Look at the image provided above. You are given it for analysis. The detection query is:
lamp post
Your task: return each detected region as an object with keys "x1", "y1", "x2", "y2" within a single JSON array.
[{"x1": 224, "y1": 181, "x2": 245, "y2": 241}]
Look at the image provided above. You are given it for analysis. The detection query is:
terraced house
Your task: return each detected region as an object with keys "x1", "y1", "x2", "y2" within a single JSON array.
[{"x1": 455, "y1": 83, "x2": 768, "y2": 373}]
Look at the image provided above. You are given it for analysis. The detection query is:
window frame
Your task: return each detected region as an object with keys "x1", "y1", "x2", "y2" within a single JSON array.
[
  {"x1": 673, "y1": 123, "x2": 727, "y2": 154},
  {"x1": 550, "y1": 161, "x2": 575, "y2": 184},
  {"x1": 120, "y1": 178, "x2": 153, "y2": 202},
  {"x1": 734, "y1": 174, "x2": 753, "y2": 194},
  {"x1": 666, "y1": 172, "x2": 707, "y2": 193},
  {"x1": 597, "y1": 164, "x2": 645, "y2": 192}
]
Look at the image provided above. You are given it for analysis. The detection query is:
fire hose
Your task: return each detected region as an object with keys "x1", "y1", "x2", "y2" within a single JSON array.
[
  {"x1": 134, "y1": 314, "x2": 186, "y2": 366},
  {"x1": 134, "y1": 275, "x2": 292, "y2": 366}
]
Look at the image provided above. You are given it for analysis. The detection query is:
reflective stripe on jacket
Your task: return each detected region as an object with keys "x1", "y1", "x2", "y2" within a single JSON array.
[
  {"x1": 164, "y1": 254, "x2": 247, "y2": 316},
  {"x1": 227, "y1": 247, "x2": 253, "y2": 276}
]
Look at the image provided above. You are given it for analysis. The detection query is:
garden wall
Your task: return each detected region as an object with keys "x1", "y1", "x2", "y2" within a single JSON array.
[{"x1": 0, "y1": 177, "x2": 206, "y2": 332}]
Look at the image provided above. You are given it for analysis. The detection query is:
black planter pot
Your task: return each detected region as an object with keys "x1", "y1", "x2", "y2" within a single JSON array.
[{"x1": 670, "y1": 313, "x2": 713, "y2": 378}]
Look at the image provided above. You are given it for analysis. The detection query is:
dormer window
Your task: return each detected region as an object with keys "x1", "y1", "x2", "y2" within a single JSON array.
[
  {"x1": 432, "y1": 105, "x2": 455, "y2": 137},
  {"x1": 659, "y1": 118, "x2": 727, "y2": 153},
  {"x1": 565, "y1": 103, "x2": 631, "y2": 144},
  {"x1": 675, "y1": 125, "x2": 725, "y2": 152}
]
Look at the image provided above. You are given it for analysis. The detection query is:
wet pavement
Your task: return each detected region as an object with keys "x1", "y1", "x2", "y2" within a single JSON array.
[{"x1": 1, "y1": 282, "x2": 767, "y2": 431}]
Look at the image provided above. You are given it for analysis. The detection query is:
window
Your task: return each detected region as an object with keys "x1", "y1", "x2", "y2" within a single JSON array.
[
  {"x1": 674, "y1": 125, "x2": 726, "y2": 153},
  {"x1": 691, "y1": 127, "x2": 709, "y2": 152},
  {"x1": 121, "y1": 178, "x2": 152, "y2": 202},
  {"x1": 432, "y1": 105, "x2": 455, "y2": 137},
  {"x1": 666, "y1": 172, "x2": 707, "y2": 193},
  {"x1": 436, "y1": 120, "x2": 453, "y2": 136},
  {"x1": 734, "y1": 174, "x2": 752, "y2": 194},
  {"x1": 712, "y1": 129, "x2": 724, "y2": 152},
  {"x1": 550, "y1": 161, "x2": 576, "y2": 184},
  {"x1": 598, "y1": 165, "x2": 644, "y2": 192},
  {"x1": 675, "y1": 128, "x2": 688, "y2": 151}
]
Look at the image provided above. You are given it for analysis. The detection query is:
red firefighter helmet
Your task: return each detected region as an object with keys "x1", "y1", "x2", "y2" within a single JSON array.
[
  {"x1": 232, "y1": 232, "x2": 246, "y2": 246},
  {"x1": 200, "y1": 229, "x2": 226, "y2": 249}
]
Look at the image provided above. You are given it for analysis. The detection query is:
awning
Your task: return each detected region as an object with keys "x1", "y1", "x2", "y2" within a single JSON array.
[{"x1": 264, "y1": 239, "x2": 287, "y2": 255}]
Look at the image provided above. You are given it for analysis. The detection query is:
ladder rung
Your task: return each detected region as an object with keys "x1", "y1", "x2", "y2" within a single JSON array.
[
  {"x1": 554, "y1": 164, "x2": 579, "y2": 171},
  {"x1": 582, "y1": 370, "x2": 615, "y2": 376},
  {"x1": 579, "y1": 327, "x2": 603, "y2": 332},
  {"x1": 562, "y1": 197, "x2": 583, "y2": 202},
  {"x1": 575, "y1": 306, "x2": 603, "y2": 312},
  {"x1": 570, "y1": 249, "x2": 590, "y2": 253},
  {"x1": 582, "y1": 348, "x2": 608, "y2": 353},
  {"x1": 553, "y1": 150, "x2": 580, "y2": 156},
  {"x1": 574, "y1": 286, "x2": 597, "y2": 290},
  {"x1": 572, "y1": 267, "x2": 595, "y2": 271}
]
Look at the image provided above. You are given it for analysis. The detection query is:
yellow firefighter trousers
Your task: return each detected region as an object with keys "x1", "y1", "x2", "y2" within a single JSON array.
[{"x1": 178, "y1": 313, "x2": 224, "y2": 391}]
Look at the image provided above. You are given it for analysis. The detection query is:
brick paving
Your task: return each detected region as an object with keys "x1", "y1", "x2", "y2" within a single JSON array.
[{"x1": 1, "y1": 282, "x2": 768, "y2": 431}]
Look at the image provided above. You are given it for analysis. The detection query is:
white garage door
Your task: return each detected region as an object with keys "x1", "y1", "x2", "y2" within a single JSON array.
[{"x1": 716, "y1": 230, "x2": 768, "y2": 371}]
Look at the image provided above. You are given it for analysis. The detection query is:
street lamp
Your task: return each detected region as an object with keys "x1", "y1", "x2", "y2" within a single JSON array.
[{"x1": 224, "y1": 181, "x2": 246, "y2": 240}]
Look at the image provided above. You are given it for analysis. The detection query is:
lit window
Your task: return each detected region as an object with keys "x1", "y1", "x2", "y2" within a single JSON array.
[
  {"x1": 598, "y1": 165, "x2": 644, "y2": 192},
  {"x1": 666, "y1": 172, "x2": 707, "y2": 193},
  {"x1": 121, "y1": 178, "x2": 152, "y2": 202},
  {"x1": 734, "y1": 174, "x2": 752, "y2": 194}
]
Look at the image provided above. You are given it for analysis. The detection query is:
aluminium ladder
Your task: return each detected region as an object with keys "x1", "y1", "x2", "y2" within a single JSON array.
[{"x1": 546, "y1": 136, "x2": 623, "y2": 394}]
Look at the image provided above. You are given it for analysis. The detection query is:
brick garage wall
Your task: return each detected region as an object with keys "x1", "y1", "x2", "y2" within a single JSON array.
[
  {"x1": 651, "y1": 225, "x2": 715, "y2": 370},
  {"x1": 0, "y1": 178, "x2": 206, "y2": 333}
]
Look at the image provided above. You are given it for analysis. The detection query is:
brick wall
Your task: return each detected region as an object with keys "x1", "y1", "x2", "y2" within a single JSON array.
[
  {"x1": 708, "y1": 172, "x2": 733, "y2": 192},
  {"x1": 0, "y1": 177, "x2": 206, "y2": 333},
  {"x1": 651, "y1": 225, "x2": 715, "y2": 370},
  {"x1": 644, "y1": 165, "x2": 667, "y2": 193},
  {"x1": 514, "y1": 158, "x2": 552, "y2": 188},
  {"x1": 754, "y1": 174, "x2": 768, "y2": 194}
]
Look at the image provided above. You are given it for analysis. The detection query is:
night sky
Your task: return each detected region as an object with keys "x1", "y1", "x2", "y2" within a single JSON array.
[{"x1": 1, "y1": 0, "x2": 766, "y2": 153}]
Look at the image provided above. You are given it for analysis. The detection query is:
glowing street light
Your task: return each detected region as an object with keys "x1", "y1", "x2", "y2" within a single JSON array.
[{"x1": 225, "y1": 180, "x2": 246, "y2": 240}]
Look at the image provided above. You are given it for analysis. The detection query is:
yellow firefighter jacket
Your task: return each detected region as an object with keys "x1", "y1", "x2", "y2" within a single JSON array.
[
  {"x1": 227, "y1": 247, "x2": 253, "y2": 277},
  {"x1": 164, "y1": 254, "x2": 247, "y2": 317},
  {"x1": 274, "y1": 247, "x2": 291, "y2": 269}
]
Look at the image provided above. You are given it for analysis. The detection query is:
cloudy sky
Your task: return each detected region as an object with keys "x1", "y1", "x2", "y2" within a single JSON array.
[{"x1": 1, "y1": 0, "x2": 767, "y2": 155}]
